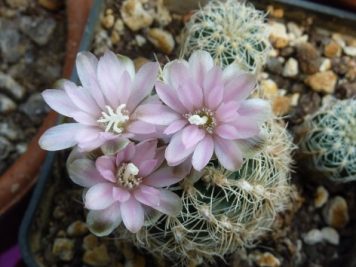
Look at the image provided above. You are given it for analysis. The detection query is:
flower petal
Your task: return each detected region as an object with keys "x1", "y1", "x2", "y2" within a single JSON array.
[
  {"x1": 192, "y1": 135, "x2": 214, "y2": 171},
  {"x1": 116, "y1": 142, "x2": 135, "y2": 165},
  {"x1": 67, "y1": 159, "x2": 104, "y2": 187},
  {"x1": 134, "y1": 103, "x2": 181, "y2": 125},
  {"x1": 214, "y1": 137, "x2": 243, "y2": 171},
  {"x1": 155, "y1": 81, "x2": 186, "y2": 113},
  {"x1": 133, "y1": 184, "x2": 160, "y2": 208},
  {"x1": 39, "y1": 123, "x2": 83, "y2": 151},
  {"x1": 117, "y1": 54, "x2": 135, "y2": 79},
  {"x1": 42, "y1": 89, "x2": 77, "y2": 117},
  {"x1": 177, "y1": 80, "x2": 203, "y2": 111},
  {"x1": 155, "y1": 189, "x2": 182, "y2": 216},
  {"x1": 203, "y1": 66, "x2": 223, "y2": 95},
  {"x1": 181, "y1": 125, "x2": 205, "y2": 149},
  {"x1": 120, "y1": 196, "x2": 144, "y2": 233},
  {"x1": 238, "y1": 99, "x2": 272, "y2": 124},
  {"x1": 76, "y1": 51, "x2": 106, "y2": 109},
  {"x1": 131, "y1": 139, "x2": 157, "y2": 166},
  {"x1": 162, "y1": 59, "x2": 189, "y2": 89},
  {"x1": 165, "y1": 132, "x2": 195, "y2": 166},
  {"x1": 144, "y1": 165, "x2": 184, "y2": 187},
  {"x1": 97, "y1": 51, "x2": 125, "y2": 108},
  {"x1": 72, "y1": 111, "x2": 98, "y2": 125},
  {"x1": 127, "y1": 62, "x2": 159, "y2": 111},
  {"x1": 223, "y1": 63, "x2": 243, "y2": 82},
  {"x1": 223, "y1": 73, "x2": 256, "y2": 102},
  {"x1": 215, "y1": 101, "x2": 239, "y2": 122},
  {"x1": 164, "y1": 119, "x2": 187, "y2": 135},
  {"x1": 189, "y1": 50, "x2": 214, "y2": 88},
  {"x1": 112, "y1": 187, "x2": 131, "y2": 202},
  {"x1": 86, "y1": 202, "x2": 122, "y2": 236},
  {"x1": 85, "y1": 183, "x2": 115, "y2": 210},
  {"x1": 96, "y1": 156, "x2": 116, "y2": 183},
  {"x1": 138, "y1": 159, "x2": 157, "y2": 177},
  {"x1": 63, "y1": 80, "x2": 100, "y2": 116},
  {"x1": 126, "y1": 120, "x2": 156, "y2": 135},
  {"x1": 229, "y1": 116, "x2": 260, "y2": 139}
]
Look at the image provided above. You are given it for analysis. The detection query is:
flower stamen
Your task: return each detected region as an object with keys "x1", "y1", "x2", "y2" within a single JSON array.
[
  {"x1": 97, "y1": 104, "x2": 129, "y2": 134},
  {"x1": 116, "y1": 163, "x2": 142, "y2": 189},
  {"x1": 185, "y1": 108, "x2": 216, "y2": 134}
]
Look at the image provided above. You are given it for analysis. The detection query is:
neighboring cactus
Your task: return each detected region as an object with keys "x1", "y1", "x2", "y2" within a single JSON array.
[
  {"x1": 181, "y1": 0, "x2": 270, "y2": 72},
  {"x1": 299, "y1": 98, "x2": 356, "y2": 182},
  {"x1": 123, "y1": 120, "x2": 294, "y2": 264}
]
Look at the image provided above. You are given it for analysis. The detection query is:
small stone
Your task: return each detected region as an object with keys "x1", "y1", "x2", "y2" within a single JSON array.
[
  {"x1": 305, "y1": 71, "x2": 337, "y2": 94},
  {"x1": 280, "y1": 46, "x2": 295, "y2": 57},
  {"x1": 271, "y1": 8, "x2": 284, "y2": 18},
  {"x1": 323, "y1": 196, "x2": 349, "y2": 229},
  {"x1": 314, "y1": 186, "x2": 329, "y2": 208},
  {"x1": 154, "y1": 1, "x2": 172, "y2": 26},
  {"x1": 52, "y1": 238, "x2": 75, "y2": 261},
  {"x1": 261, "y1": 79, "x2": 278, "y2": 99},
  {"x1": 83, "y1": 234, "x2": 98, "y2": 250},
  {"x1": 290, "y1": 93, "x2": 300, "y2": 106},
  {"x1": 346, "y1": 68, "x2": 356, "y2": 82},
  {"x1": 269, "y1": 21, "x2": 289, "y2": 49},
  {"x1": 287, "y1": 22, "x2": 303, "y2": 38},
  {"x1": 297, "y1": 43, "x2": 320, "y2": 74},
  {"x1": 19, "y1": 16, "x2": 56, "y2": 45},
  {"x1": 0, "y1": 136, "x2": 12, "y2": 161},
  {"x1": 83, "y1": 245, "x2": 110, "y2": 266},
  {"x1": 67, "y1": 220, "x2": 88, "y2": 237},
  {"x1": 134, "y1": 57, "x2": 150, "y2": 71},
  {"x1": 0, "y1": 19, "x2": 30, "y2": 63},
  {"x1": 282, "y1": 57, "x2": 298, "y2": 77},
  {"x1": 101, "y1": 11, "x2": 115, "y2": 29},
  {"x1": 147, "y1": 28, "x2": 175, "y2": 54},
  {"x1": 20, "y1": 93, "x2": 49, "y2": 124},
  {"x1": 0, "y1": 122, "x2": 20, "y2": 141},
  {"x1": 125, "y1": 255, "x2": 146, "y2": 267},
  {"x1": 266, "y1": 58, "x2": 283, "y2": 75},
  {"x1": 343, "y1": 46, "x2": 356, "y2": 56},
  {"x1": 324, "y1": 41, "x2": 341, "y2": 58},
  {"x1": 272, "y1": 95, "x2": 291, "y2": 116},
  {"x1": 16, "y1": 143, "x2": 27, "y2": 154},
  {"x1": 5, "y1": 0, "x2": 29, "y2": 9},
  {"x1": 332, "y1": 56, "x2": 352, "y2": 75},
  {"x1": 336, "y1": 82, "x2": 356, "y2": 98},
  {"x1": 319, "y1": 58, "x2": 331, "y2": 72},
  {"x1": 332, "y1": 33, "x2": 346, "y2": 48},
  {"x1": 38, "y1": 0, "x2": 63, "y2": 10},
  {"x1": 321, "y1": 227, "x2": 339, "y2": 245},
  {"x1": 0, "y1": 94, "x2": 16, "y2": 113},
  {"x1": 121, "y1": 0, "x2": 154, "y2": 31},
  {"x1": 135, "y1": 34, "x2": 146, "y2": 47},
  {"x1": 303, "y1": 229, "x2": 323, "y2": 245},
  {"x1": 0, "y1": 72, "x2": 25, "y2": 100},
  {"x1": 255, "y1": 252, "x2": 281, "y2": 267}
]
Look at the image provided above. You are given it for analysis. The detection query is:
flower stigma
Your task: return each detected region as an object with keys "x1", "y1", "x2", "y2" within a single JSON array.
[
  {"x1": 116, "y1": 163, "x2": 142, "y2": 189},
  {"x1": 97, "y1": 104, "x2": 129, "y2": 134},
  {"x1": 185, "y1": 108, "x2": 216, "y2": 134}
]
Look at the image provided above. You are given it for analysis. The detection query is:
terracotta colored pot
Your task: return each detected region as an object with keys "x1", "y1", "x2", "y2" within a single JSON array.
[{"x1": 0, "y1": 0, "x2": 94, "y2": 216}]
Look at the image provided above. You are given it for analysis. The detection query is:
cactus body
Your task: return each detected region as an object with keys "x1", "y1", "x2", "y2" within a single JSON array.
[
  {"x1": 181, "y1": 0, "x2": 270, "y2": 72},
  {"x1": 300, "y1": 98, "x2": 356, "y2": 182},
  {"x1": 124, "y1": 120, "x2": 293, "y2": 264}
]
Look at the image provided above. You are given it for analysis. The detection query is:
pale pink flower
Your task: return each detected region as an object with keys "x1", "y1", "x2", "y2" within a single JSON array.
[
  {"x1": 39, "y1": 51, "x2": 159, "y2": 152},
  {"x1": 67, "y1": 140, "x2": 188, "y2": 235},
  {"x1": 136, "y1": 51, "x2": 271, "y2": 171}
]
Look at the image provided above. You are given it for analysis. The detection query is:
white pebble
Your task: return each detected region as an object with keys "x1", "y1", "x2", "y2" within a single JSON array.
[
  {"x1": 321, "y1": 227, "x2": 339, "y2": 245},
  {"x1": 283, "y1": 57, "x2": 299, "y2": 77},
  {"x1": 319, "y1": 58, "x2": 331, "y2": 72},
  {"x1": 343, "y1": 46, "x2": 356, "y2": 56},
  {"x1": 303, "y1": 229, "x2": 323, "y2": 245}
]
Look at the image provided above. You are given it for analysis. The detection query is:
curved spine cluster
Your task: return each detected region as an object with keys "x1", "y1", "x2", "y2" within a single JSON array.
[
  {"x1": 181, "y1": 0, "x2": 270, "y2": 73},
  {"x1": 300, "y1": 98, "x2": 356, "y2": 182},
  {"x1": 123, "y1": 120, "x2": 294, "y2": 264}
]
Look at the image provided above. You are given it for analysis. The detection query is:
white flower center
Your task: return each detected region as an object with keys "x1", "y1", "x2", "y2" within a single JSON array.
[
  {"x1": 188, "y1": 114, "x2": 208, "y2": 126},
  {"x1": 185, "y1": 108, "x2": 216, "y2": 134},
  {"x1": 97, "y1": 104, "x2": 129, "y2": 134},
  {"x1": 116, "y1": 163, "x2": 142, "y2": 189}
]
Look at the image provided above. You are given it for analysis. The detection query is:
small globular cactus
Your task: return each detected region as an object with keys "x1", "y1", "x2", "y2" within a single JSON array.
[
  {"x1": 181, "y1": 0, "x2": 270, "y2": 72},
  {"x1": 299, "y1": 98, "x2": 356, "y2": 182},
  {"x1": 127, "y1": 120, "x2": 294, "y2": 264}
]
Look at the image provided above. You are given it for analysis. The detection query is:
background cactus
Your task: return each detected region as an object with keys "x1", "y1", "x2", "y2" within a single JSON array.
[
  {"x1": 299, "y1": 98, "x2": 356, "y2": 182},
  {"x1": 180, "y1": 0, "x2": 270, "y2": 73},
  {"x1": 120, "y1": 120, "x2": 294, "y2": 264}
]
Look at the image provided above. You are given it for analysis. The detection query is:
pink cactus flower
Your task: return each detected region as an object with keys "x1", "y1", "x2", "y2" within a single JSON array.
[
  {"x1": 39, "y1": 51, "x2": 159, "y2": 152},
  {"x1": 67, "y1": 140, "x2": 187, "y2": 235},
  {"x1": 136, "y1": 51, "x2": 271, "y2": 171}
]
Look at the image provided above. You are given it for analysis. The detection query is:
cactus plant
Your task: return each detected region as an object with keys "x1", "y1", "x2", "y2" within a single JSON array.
[
  {"x1": 123, "y1": 120, "x2": 294, "y2": 264},
  {"x1": 181, "y1": 0, "x2": 270, "y2": 72},
  {"x1": 299, "y1": 98, "x2": 356, "y2": 182}
]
